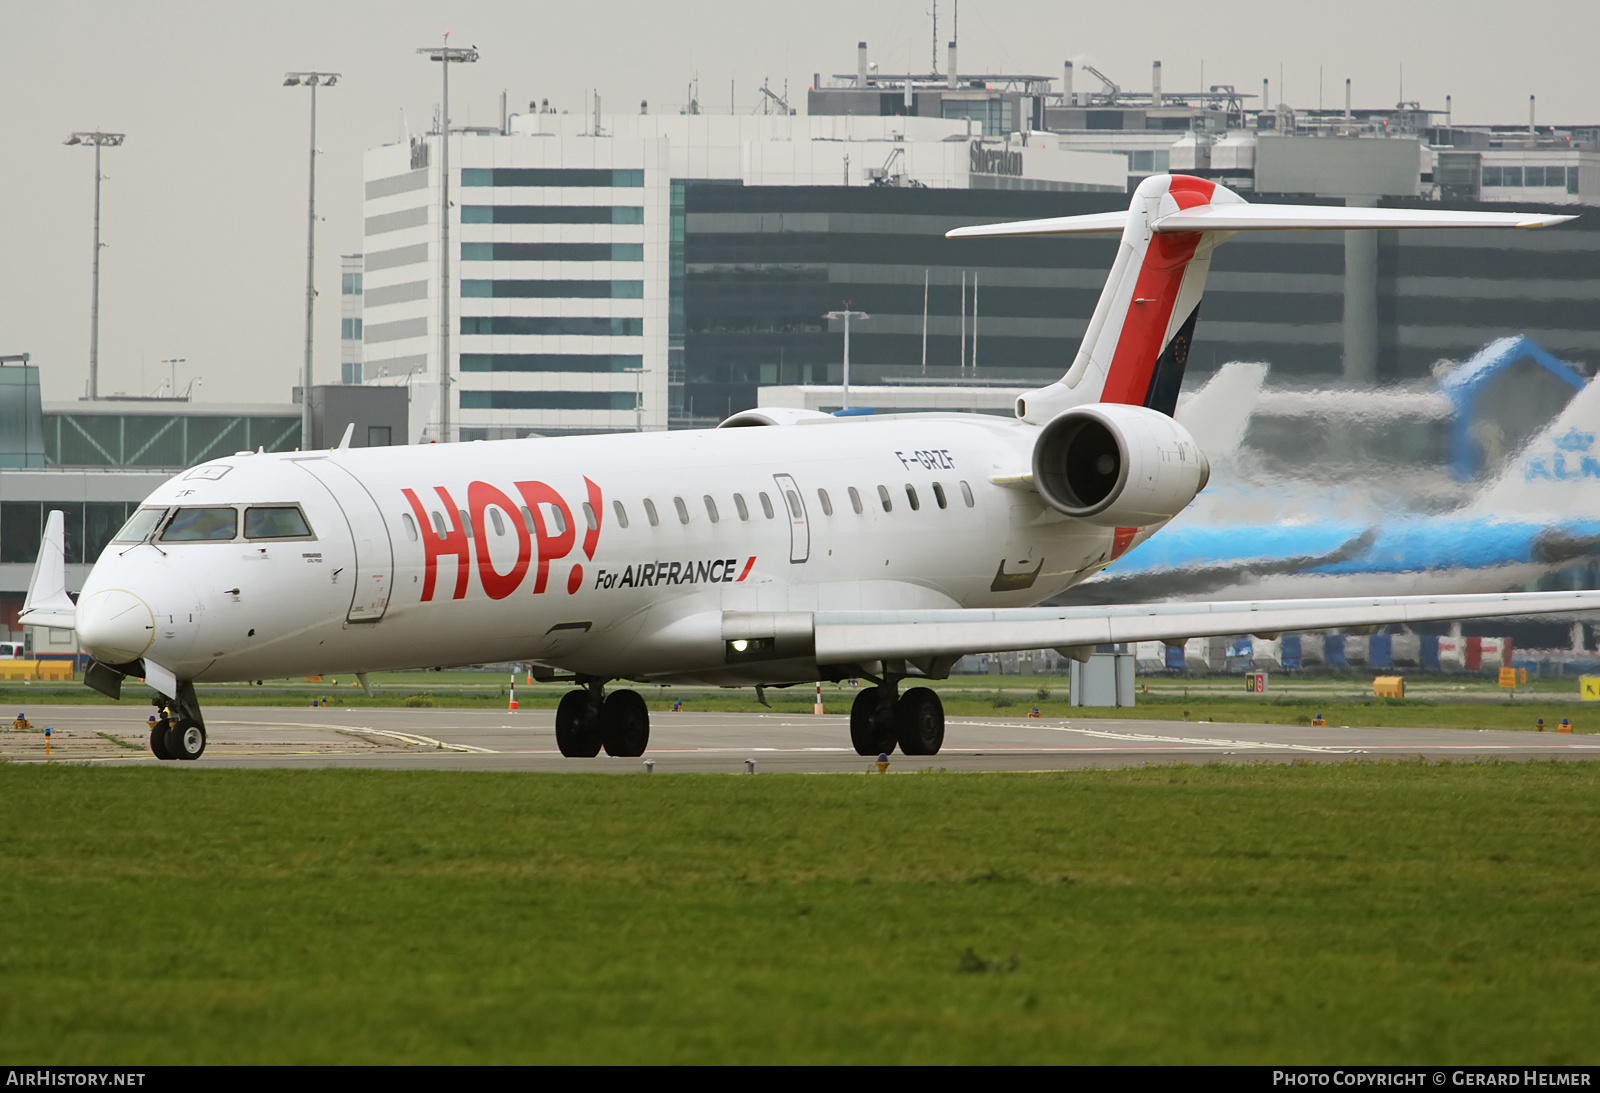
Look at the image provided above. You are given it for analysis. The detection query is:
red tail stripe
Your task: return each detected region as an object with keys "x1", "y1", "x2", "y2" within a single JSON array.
[
  {"x1": 1166, "y1": 175, "x2": 1217, "y2": 209},
  {"x1": 1100, "y1": 231, "x2": 1201, "y2": 406}
]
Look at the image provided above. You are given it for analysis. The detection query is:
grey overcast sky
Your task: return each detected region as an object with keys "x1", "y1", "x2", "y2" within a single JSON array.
[{"x1": 2, "y1": 0, "x2": 1593, "y2": 406}]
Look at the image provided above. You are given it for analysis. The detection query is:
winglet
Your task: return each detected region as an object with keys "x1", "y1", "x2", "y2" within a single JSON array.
[
  {"x1": 19, "y1": 510, "x2": 77, "y2": 629},
  {"x1": 337, "y1": 423, "x2": 355, "y2": 450}
]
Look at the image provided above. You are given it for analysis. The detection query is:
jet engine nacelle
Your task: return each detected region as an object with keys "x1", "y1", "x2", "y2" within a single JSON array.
[{"x1": 1031, "y1": 403, "x2": 1209, "y2": 526}]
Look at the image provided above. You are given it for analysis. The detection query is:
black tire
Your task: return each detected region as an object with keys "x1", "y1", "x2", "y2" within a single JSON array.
[
  {"x1": 896, "y1": 687, "x2": 945, "y2": 756},
  {"x1": 850, "y1": 687, "x2": 897, "y2": 756},
  {"x1": 555, "y1": 690, "x2": 601, "y2": 758},
  {"x1": 149, "y1": 723, "x2": 175, "y2": 760},
  {"x1": 601, "y1": 689, "x2": 650, "y2": 757},
  {"x1": 166, "y1": 721, "x2": 207, "y2": 761}
]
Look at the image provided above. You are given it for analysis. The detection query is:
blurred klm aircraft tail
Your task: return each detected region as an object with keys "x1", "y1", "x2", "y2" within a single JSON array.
[{"x1": 1468, "y1": 377, "x2": 1600, "y2": 518}]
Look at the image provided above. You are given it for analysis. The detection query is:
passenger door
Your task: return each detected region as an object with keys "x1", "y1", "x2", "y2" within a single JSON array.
[
  {"x1": 294, "y1": 458, "x2": 394, "y2": 622},
  {"x1": 772, "y1": 473, "x2": 809, "y2": 564}
]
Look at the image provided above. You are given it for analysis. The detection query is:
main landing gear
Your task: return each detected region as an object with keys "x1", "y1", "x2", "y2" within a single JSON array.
[
  {"x1": 850, "y1": 673, "x2": 945, "y2": 757},
  {"x1": 555, "y1": 679, "x2": 650, "y2": 758},
  {"x1": 147, "y1": 681, "x2": 207, "y2": 761}
]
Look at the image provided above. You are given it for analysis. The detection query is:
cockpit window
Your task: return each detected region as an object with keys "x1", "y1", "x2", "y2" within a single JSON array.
[
  {"x1": 112, "y1": 507, "x2": 168, "y2": 543},
  {"x1": 160, "y1": 507, "x2": 238, "y2": 542},
  {"x1": 244, "y1": 506, "x2": 312, "y2": 539}
]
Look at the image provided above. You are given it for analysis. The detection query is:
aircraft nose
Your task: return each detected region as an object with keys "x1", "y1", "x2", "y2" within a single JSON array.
[{"x1": 77, "y1": 588, "x2": 156, "y2": 664}]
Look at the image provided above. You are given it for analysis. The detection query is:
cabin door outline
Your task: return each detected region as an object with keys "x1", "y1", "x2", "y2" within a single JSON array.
[{"x1": 772, "y1": 473, "x2": 810, "y2": 564}]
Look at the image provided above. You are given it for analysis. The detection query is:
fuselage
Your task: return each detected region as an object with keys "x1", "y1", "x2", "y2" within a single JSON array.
[{"x1": 75, "y1": 414, "x2": 1158, "y2": 686}]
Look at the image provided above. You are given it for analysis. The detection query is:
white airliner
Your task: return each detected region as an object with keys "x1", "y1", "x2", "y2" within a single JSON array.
[{"x1": 23, "y1": 175, "x2": 1596, "y2": 762}]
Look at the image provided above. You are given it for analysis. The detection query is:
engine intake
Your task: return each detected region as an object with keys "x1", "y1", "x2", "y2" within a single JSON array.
[{"x1": 1032, "y1": 403, "x2": 1209, "y2": 526}]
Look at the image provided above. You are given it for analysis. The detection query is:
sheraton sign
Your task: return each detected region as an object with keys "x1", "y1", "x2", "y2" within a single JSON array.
[{"x1": 970, "y1": 143, "x2": 1023, "y2": 177}]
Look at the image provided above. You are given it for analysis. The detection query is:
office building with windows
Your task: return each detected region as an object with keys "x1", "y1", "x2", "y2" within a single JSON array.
[
  {"x1": 359, "y1": 45, "x2": 1599, "y2": 437},
  {"x1": 359, "y1": 112, "x2": 1124, "y2": 440},
  {"x1": 340, "y1": 254, "x2": 364, "y2": 384}
]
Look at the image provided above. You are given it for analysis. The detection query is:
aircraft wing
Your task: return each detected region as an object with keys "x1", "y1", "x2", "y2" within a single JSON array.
[
  {"x1": 785, "y1": 589, "x2": 1600, "y2": 665},
  {"x1": 18, "y1": 510, "x2": 77, "y2": 630}
]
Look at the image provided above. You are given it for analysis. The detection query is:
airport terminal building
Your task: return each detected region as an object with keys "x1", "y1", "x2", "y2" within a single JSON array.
[
  {"x1": 358, "y1": 111, "x2": 1125, "y2": 440},
  {"x1": 357, "y1": 61, "x2": 1600, "y2": 436}
]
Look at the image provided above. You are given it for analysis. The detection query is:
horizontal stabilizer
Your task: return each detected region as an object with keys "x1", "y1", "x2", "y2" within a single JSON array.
[
  {"x1": 1154, "y1": 204, "x2": 1575, "y2": 233},
  {"x1": 947, "y1": 204, "x2": 1573, "y2": 240},
  {"x1": 946, "y1": 210, "x2": 1128, "y2": 238}
]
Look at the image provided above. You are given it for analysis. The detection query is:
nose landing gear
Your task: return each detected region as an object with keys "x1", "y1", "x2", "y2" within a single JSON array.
[
  {"x1": 147, "y1": 682, "x2": 207, "y2": 761},
  {"x1": 555, "y1": 678, "x2": 651, "y2": 758}
]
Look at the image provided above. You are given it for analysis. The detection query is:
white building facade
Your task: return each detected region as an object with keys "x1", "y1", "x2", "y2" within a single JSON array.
[{"x1": 360, "y1": 114, "x2": 1123, "y2": 441}]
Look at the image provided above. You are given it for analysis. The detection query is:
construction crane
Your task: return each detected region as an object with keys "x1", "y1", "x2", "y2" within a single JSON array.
[
  {"x1": 1081, "y1": 63, "x2": 1121, "y2": 102},
  {"x1": 758, "y1": 80, "x2": 795, "y2": 116}
]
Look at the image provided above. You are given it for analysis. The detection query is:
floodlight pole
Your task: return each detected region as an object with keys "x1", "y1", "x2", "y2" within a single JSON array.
[
  {"x1": 825, "y1": 307, "x2": 869, "y2": 410},
  {"x1": 284, "y1": 72, "x2": 339, "y2": 450},
  {"x1": 418, "y1": 36, "x2": 479, "y2": 444},
  {"x1": 65, "y1": 130, "x2": 125, "y2": 400}
]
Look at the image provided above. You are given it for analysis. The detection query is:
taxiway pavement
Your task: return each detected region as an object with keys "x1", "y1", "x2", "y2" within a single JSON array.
[{"x1": 4, "y1": 705, "x2": 1599, "y2": 772}]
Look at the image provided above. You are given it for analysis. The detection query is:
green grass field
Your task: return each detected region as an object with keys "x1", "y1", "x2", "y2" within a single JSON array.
[{"x1": 2, "y1": 762, "x2": 1597, "y2": 1064}]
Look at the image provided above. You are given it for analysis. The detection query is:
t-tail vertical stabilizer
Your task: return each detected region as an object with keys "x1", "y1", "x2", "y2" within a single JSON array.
[
  {"x1": 1039, "y1": 175, "x2": 1230, "y2": 422},
  {"x1": 946, "y1": 177, "x2": 1575, "y2": 426},
  {"x1": 950, "y1": 174, "x2": 1239, "y2": 424}
]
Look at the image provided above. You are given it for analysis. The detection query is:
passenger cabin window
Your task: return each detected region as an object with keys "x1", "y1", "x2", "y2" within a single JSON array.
[
  {"x1": 244, "y1": 506, "x2": 312, "y2": 539},
  {"x1": 402, "y1": 513, "x2": 419, "y2": 542},
  {"x1": 734, "y1": 494, "x2": 749, "y2": 521},
  {"x1": 113, "y1": 507, "x2": 167, "y2": 543},
  {"x1": 848, "y1": 487, "x2": 863, "y2": 515},
  {"x1": 431, "y1": 512, "x2": 448, "y2": 537},
  {"x1": 817, "y1": 488, "x2": 833, "y2": 516},
  {"x1": 160, "y1": 507, "x2": 238, "y2": 542},
  {"x1": 704, "y1": 496, "x2": 719, "y2": 523},
  {"x1": 549, "y1": 506, "x2": 566, "y2": 535},
  {"x1": 785, "y1": 491, "x2": 803, "y2": 518},
  {"x1": 877, "y1": 485, "x2": 893, "y2": 513},
  {"x1": 905, "y1": 485, "x2": 920, "y2": 511},
  {"x1": 583, "y1": 502, "x2": 599, "y2": 531},
  {"x1": 458, "y1": 509, "x2": 473, "y2": 536},
  {"x1": 520, "y1": 507, "x2": 536, "y2": 533},
  {"x1": 932, "y1": 482, "x2": 948, "y2": 510},
  {"x1": 760, "y1": 492, "x2": 775, "y2": 519},
  {"x1": 489, "y1": 508, "x2": 506, "y2": 536},
  {"x1": 644, "y1": 499, "x2": 659, "y2": 527},
  {"x1": 674, "y1": 497, "x2": 690, "y2": 525},
  {"x1": 613, "y1": 500, "x2": 629, "y2": 529},
  {"x1": 960, "y1": 480, "x2": 975, "y2": 507}
]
